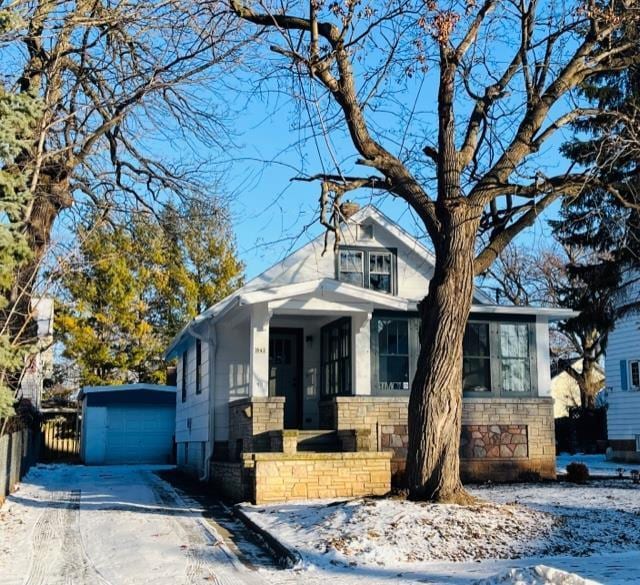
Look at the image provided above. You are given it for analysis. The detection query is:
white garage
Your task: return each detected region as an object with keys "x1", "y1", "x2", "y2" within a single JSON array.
[{"x1": 79, "y1": 384, "x2": 176, "y2": 465}]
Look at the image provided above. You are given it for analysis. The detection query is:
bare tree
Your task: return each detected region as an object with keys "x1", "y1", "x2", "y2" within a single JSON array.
[
  {"x1": 230, "y1": 0, "x2": 640, "y2": 502},
  {"x1": 0, "y1": 0, "x2": 249, "y2": 388}
]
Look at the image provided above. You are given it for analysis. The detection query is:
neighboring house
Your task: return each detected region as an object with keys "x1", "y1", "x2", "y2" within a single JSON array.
[
  {"x1": 165, "y1": 205, "x2": 574, "y2": 502},
  {"x1": 551, "y1": 360, "x2": 605, "y2": 418},
  {"x1": 79, "y1": 384, "x2": 176, "y2": 465},
  {"x1": 20, "y1": 297, "x2": 54, "y2": 410},
  {"x1": 605, "y1": 285, "x2": 640, "y2": 461}
]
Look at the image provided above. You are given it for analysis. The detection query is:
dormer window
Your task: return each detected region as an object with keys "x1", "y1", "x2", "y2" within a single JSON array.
[{"x1": 338, "y1": 247, "x2": 396, "y2": 294}]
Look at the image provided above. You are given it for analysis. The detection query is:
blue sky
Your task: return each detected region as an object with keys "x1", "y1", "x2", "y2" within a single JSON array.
[
  {"x1": 206, "y1": 22, "x2": 578, "y2": 283},
  {"x1": 222, "y1": 96, "x2": 564, "y2": 283}
]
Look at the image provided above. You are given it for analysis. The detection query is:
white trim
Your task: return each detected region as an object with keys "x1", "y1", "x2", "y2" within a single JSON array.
[{"x1": 469, "y1": 305, "x2": 578, "y2": 320}]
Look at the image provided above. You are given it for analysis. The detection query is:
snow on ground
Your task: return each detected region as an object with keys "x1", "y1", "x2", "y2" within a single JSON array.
[
  {"x1": 473, "y1": 565, "x2": 599, "y2": 585},
  {"x1": 0, "y1": 464, "x2": 266, "y2": 585},
  {"x1": 241, "y1": 480, "x2": 640, "y2": 584},
  {"x1": 556, "y1": 453, "x2": 640, "y2": 477},
  {"x1": 3, "y1": 464, "x2": 640, "y2": 585}
]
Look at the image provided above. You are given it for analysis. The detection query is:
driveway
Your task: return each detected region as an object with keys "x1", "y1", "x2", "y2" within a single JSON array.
[{"x1": 0, "y1": 464, "x2": 270, "y2": 585}]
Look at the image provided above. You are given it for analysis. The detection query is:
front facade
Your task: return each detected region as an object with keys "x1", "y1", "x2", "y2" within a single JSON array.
[
  {"x1": 605, "y1": 281, "x2": 640, "y2": 461},
  {"x1": 167, "y1": 206, "x2": 572, "y2": 501}
]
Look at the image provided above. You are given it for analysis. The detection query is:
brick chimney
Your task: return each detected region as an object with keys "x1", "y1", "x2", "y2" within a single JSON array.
[{"x1": 340, "y1": 201, "x2": 360, "y2": 220}]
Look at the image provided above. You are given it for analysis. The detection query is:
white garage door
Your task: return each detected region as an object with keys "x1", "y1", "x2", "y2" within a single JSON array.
[{"x1": 104, "y1": 406, "x2": 175, "y2": 464}]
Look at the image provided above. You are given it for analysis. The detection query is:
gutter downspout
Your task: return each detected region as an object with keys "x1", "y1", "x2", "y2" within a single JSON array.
[{"x1": 201, "y1": 321, "x2": 217, "y2": 482}]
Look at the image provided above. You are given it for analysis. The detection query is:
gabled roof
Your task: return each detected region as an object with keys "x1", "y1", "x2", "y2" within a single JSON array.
[{"x1": 164, "y1": 205, "x2": 564, "y2": 358}]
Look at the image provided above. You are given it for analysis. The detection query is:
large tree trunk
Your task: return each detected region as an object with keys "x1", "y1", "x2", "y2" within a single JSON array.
[
  {"x1": 2, "y1": 165, "x2": 72, "y2": 382},
  {"x1": 406, "y1": 201, "x2": 480, "y2": 503},
  {"x1": 578, "y1": 357, "x2": 603, "y2": 410}
]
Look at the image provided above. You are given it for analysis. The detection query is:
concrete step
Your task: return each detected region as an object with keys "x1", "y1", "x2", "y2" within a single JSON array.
[{"x1": 296, "y1": 430, "x2": 341, "y2": 452}]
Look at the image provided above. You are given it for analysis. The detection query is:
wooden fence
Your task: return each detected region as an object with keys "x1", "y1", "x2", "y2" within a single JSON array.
[
  {"x1": 0, "y1": 426, "x2": 39, "y2": 507},
  {"x1": 40, "y1": 411, "x2": 80, "y2": 462}
]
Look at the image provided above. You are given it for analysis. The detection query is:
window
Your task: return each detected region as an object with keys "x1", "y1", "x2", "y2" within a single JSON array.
[
  {"x1": 371, "y1": 315, "x2": 419, "y2": 394},
  {"x1": 377, "y1": 318, "x2": 410, "y2": 391},
  {"x1": 369, "y1": 253, "x2": 392, "y2": 293},
  {"x1": 463, "y1": 322, "x2": 491, "y2": 392},
  {"x1": 181, "y1": 351, "x2": 187, "y2": 402},
  {"x1": 338, "y1": 250, "x2": 364, "y2": 286},
  {"x1": 195, "y1": 340, "x2": 202, "y2": 394},
  {"x1": 498, "y1": 323, "x2": 531, "y2": 393},
  {"x1": 369, "y1": 313, "x2": 537, "y2": 396},
  {"x1": 338, "y1": 247, "x2": 396, "y2": 294},
  {"x1": 321, "y1": 318, "x2": 351, "y2": 396},
  {"x1": 462, "y1": 320, "x2": 536, "y2": 395},
  {"x1": 631, "y1": 361, "x2": 640, "y2": 388},
  {"x1": 358, "y1": 224, "x2": 374, "y2": 240}
]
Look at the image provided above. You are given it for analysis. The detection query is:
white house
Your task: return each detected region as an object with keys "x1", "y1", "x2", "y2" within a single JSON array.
[
  {"x1": 605, "y1": 280, "x2": 640, "y2": 460},
  {"x1": 550, "y1": 359, "x2": 605, "y2": 418},
  {"x1": 20, "y1": 297, "x2": 54, "y2": 410},
  {"x1": 166, "y1": 205, "x2": 574, "y2": 498}
]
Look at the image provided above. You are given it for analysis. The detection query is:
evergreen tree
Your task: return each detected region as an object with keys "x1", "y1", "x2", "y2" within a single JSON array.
[
  {"x1": 56, "y1": 200, "x2": 243, "y2": 385},
  {"x1": 551, "y1": 19, "x2": 640, "y2": 408},
  {"x1": 0, "y1": 27, "x2": 42, "y2": 416}
]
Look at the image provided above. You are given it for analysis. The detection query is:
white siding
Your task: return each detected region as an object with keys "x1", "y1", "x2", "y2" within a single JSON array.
[
  {"x1": 213, "y1": 319, "x2": 250, "y2": 441},
  {"x1": 605, "y1": 313, "x2": 640, "y2": 392},
  {"x1": 604, "y1": 275, "x2": 640, "y2": 441},
  {"x1": 175, "y1": 339, "x2": 211, "y2": 444},
  {"x1": 245, "y1": 215, "x2": 433, "y2": 301},
  {"x1": 607, "y1": 391, "x2": 640, "y2": 440}
]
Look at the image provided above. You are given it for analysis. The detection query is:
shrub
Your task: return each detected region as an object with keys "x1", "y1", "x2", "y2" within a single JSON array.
[
  {"x1": 518, "y1": 470, "x2": 542, "y2": 483},
  {"x1": 566, "y1": 462, "x2": 590, "y2": 483}
]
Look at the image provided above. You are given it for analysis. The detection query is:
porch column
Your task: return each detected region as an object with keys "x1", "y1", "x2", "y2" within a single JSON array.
[
  {"x1": 249, "y1": 302, "x2": 271, "y2": 397},
  {"x1": 352, "y1": 311, "x2": 372, "y2": 395}
]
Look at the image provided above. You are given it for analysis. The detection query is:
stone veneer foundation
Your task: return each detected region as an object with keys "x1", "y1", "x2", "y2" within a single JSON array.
[
  {"x1": 320, "y1": 395, "x2": 556, "y2": 481},
  {"x1": 213, "y1": 394, "x2": 555, "y2": 502}
]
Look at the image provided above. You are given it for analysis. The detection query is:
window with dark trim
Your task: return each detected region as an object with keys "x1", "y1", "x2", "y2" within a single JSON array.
[
  {"x1": 337, "y1": 247, "x2": 396, "y2": 294},
  {"x1": 462, "y1": 320, "x2": 537, "y2": 396},
  {"x1": 370, "y1": 312, "x2": 537, "y2": 397},
  {"x1": 338, "y1": 250, "x2": 364, "y2": 287},
  {"x1": 321, "y1": 317, "x2": 351, "y2": 396},
  {"x1": 371, "y1": 316, "x2": 419, "y2": 393},
  {"x1": 630, "y1": 360, "x2": 640, "y2": 388},
  {"x1": 181, "y1": 350, "x2": 187, "y2": 403},
  {"x1": 195, "y1": 340, "x2": 202, "y2": 394},
  {"x1": 463, "y1": 322, "x2": 491, "y2": 392}
]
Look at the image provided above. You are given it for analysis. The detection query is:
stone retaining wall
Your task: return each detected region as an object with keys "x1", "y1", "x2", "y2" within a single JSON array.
[
  {"x1": 210, "y1": 451, "x2": 392, "y2": 504},
  {"x1": 250, "y1": 452, "x2": 391, "y2": 504}
]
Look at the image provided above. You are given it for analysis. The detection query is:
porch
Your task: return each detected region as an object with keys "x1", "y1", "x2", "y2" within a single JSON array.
[{"x1": 208, "y1": 280, "x2": 560, "y2": 502}]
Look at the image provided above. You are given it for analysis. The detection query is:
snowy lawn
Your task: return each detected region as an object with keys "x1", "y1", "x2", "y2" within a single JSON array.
[
  {"x1": 239, "y1": 480, "x2": 640, "y2": 584},
  {"x1": 556, "y1": 453, "x2": 640, "y2": 477}
]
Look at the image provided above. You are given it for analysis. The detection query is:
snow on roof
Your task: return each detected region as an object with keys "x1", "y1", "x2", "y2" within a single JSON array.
[{"x1": 78, "y1": 383, "x2": 176, "y2": 400}]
